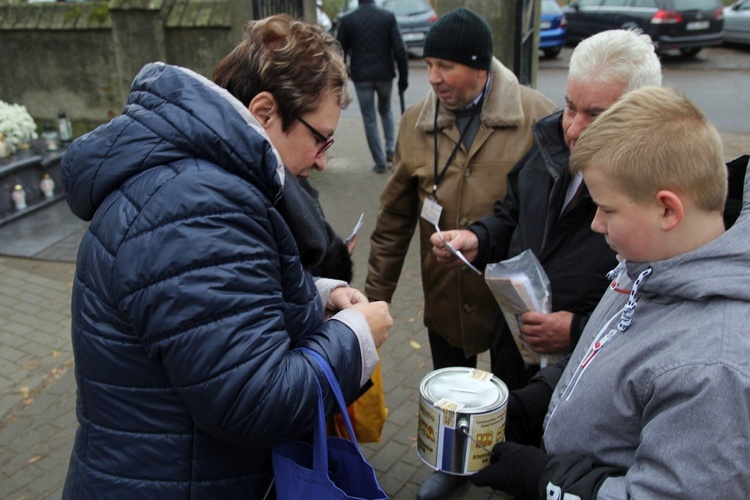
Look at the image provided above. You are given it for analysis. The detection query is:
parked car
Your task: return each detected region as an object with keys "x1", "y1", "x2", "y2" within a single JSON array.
[
  {"x1": 564, "y1": 0, "x2": 724, "y2": 57},
  {"x1": 334, "y1": 0, "x2": 437, "y2": 55},
  {"x1": 540, "y1": 0, "x2": 568, "y2": 58},
  {"x1": 724, "y1": 0, "x2": 750, "y2": 45},
  {"x1": 383, "y1": 0, "x2": 437, "y2": 53}
]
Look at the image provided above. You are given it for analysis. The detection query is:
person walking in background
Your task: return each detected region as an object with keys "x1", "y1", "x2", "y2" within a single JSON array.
[
  {"x1": 431, "y1": 29, "x2": 662, "y2": 391},
  {"x1": 470, "y1": 85, "x2": 750, "y2": 499},
  {"x1": 336, "y1": 0, "x2": 409, "y2": 174},
  {"x1": 60, "y1": 15, "x2": 391, "y2": 498},
  {"x1": 364, "y1": 7, "x2": 555, "y2": 499}
]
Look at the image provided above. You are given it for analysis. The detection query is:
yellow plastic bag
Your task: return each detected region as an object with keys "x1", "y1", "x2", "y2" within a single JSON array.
[{"x1": 330, "y1": 361, "x2": 387, "y2": 443}]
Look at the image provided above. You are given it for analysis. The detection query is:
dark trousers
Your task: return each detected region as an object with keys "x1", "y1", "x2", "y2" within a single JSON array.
[{"x1": 427, "y1": 330, "x2": 478, "y2": 370}]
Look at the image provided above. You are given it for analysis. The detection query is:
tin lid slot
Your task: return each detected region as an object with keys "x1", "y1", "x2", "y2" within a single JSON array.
[{"x1": 420, "y1": 367, "x2": 508, "y2": 413}]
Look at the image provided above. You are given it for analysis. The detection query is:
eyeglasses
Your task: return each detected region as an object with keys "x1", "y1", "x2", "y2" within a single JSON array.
[{"x1": 298, "y1": 117, "x2": 334, "y2": 157}]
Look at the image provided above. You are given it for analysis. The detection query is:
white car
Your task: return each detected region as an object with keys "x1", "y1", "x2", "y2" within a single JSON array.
[{"x1": 724, "y1": 0, "x2": 750, "y2": 45}]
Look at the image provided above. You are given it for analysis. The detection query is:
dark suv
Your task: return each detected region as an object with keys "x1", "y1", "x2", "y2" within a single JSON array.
[{"x1": 564, "y1": 0, "x2": 724, "y2": 56}]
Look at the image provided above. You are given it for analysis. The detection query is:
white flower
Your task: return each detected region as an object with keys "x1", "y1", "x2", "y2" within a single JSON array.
[{"x1": 0, "y1": 100, "x2": 38, "y2": 149}]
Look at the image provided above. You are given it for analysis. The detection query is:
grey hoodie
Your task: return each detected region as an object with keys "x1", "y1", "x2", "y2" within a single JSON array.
[{"x1": 543, "y1": 168, "x2": 750, "y2": 498}]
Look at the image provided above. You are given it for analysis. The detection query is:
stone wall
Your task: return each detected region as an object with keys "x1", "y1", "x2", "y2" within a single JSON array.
[{"x1": 0, "y1": 0, "x2": 241, "y2": 126}]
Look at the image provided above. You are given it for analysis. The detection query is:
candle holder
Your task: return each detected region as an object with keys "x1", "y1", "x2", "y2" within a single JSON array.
[
  {"x1": 40, "y1": 174, "x2": 55, "y2": 199},
  {"x1": 11, "y1": 184, "x2": 27, "y2": 210}
]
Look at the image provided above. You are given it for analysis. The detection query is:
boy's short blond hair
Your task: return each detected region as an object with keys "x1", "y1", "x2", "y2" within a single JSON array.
[{"x1": 570, "y1": 86, "x2": 727, "y2": 212}]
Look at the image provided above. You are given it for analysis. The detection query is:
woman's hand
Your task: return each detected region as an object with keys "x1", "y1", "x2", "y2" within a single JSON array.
[
  {"x1": 327, "y1": 286, "x2": 391, "y2": 348},
  {"x1": 351, "y1": 301, "x2": 392, "y2": 348},
  {"x1": 327, "y1": 285, "x2": 368, "y2": 312}
]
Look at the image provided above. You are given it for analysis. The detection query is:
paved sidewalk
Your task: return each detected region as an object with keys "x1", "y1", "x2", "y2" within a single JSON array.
[{"x1": 1, "y1": 61, "x2": 748, "y2": 498}]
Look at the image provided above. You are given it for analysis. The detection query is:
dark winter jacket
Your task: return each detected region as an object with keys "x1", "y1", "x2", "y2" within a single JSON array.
[
  {"x1": 468, "y1": 110, "x2": 617, "y2": 389},
  {"x1": 60, "y1": 63, "x2": 376, "y2": 498},
  {"x1": 336, "y1": 0, "x2": 409, "y2": 83}
]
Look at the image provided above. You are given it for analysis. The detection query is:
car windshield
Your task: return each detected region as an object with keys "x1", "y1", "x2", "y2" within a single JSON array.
[
  {"x1": 341, "y1": 0, "x2": 434, "y2": 18},
  {"x1": 383, "y1": 0, "x2": 430, "y2": 15}
]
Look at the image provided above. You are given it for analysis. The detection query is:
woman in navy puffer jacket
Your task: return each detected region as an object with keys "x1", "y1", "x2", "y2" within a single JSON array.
[{"x1": 61, "y1": 15, "x2": 391, "y2": 498}]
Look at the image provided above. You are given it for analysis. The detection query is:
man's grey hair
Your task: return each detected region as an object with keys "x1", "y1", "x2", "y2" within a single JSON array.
[{"x1": 568, "y1": 29, "x2": 662, "y2": 92}]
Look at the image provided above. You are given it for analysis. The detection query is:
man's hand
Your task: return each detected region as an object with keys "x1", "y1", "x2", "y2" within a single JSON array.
[
  {"x1": 430, "y1": 229, "x2": 479, "y2": 266},
  {"x1": 398, "y1": 78, "x2": 408, "y2": 93},
  {"x1": 346, "y1": 234, "x2": 358, "y2": 255},
  {"x1": 520, "y1": 311, "x2": 573, "y2": 354}
]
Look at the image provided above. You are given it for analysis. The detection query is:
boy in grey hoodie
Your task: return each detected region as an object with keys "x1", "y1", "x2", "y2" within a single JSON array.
[{"x1": 470, "y1": 86, "x2": 750, "y2": 498}]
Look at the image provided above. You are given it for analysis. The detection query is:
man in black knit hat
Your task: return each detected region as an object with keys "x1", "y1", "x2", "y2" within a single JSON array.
[
  {"x1": 365, "y1": 7, "x2": 555, "y2": 499},
  {"x1": 337, "y1": 0, "x2": 409, "y2": 174}
]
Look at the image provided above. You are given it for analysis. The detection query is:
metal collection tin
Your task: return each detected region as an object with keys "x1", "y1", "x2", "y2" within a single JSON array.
[{"x1": 417, "y1": 367, "x2": 508, "y2": 475}]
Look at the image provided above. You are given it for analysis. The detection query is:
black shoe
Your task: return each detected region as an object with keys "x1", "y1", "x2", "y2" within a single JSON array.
[
  {"x1": 373, "y1": 164, "x2": 386, "y2": 174},
  {"x1": 387, "y1": 150, "x2": 394, "y2": 163},
  {"x1": 416, "y1": 471, "x2": 467, "y2": 500}
]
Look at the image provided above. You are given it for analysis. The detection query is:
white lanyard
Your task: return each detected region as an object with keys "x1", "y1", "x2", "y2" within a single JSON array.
[{"x1": 545, "y1": 309, "x2": 621, "y2": 432}]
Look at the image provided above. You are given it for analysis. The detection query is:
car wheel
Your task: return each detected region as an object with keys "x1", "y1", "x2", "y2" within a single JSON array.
[
  {"x1": 679, "y1": 47, "x2": 702, "y2": 57},
  {"x1": 543, "y1": 47, "x2": 562, "y2": 59}
]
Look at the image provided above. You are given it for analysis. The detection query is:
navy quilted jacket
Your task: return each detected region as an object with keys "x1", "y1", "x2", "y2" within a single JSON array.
[{"x1": 61, "y1": 63, "x2": 364, "y2": 498}]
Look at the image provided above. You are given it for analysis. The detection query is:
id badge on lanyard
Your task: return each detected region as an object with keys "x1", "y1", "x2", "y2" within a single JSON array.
[
  {"x1": 421, "y1": 96, "x2": 480, "y2": 227},
  {"x1": 421, "y1": 197, "x2": 443, "y2": 226}
]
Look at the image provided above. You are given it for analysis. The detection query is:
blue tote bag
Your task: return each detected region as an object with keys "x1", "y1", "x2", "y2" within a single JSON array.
[{"x1": 272, "y1": 348, "x2": 387, "y2": 500}]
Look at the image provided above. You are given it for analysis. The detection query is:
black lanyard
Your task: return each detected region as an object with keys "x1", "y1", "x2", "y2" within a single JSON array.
[{"x1": 431, "y1": 98, "x2": 482, "y2": 198}]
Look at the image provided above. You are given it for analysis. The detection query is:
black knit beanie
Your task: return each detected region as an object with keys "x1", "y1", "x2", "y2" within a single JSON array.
[{"x1": 423, "y1": 7, "x2": 494, "y2": 70}]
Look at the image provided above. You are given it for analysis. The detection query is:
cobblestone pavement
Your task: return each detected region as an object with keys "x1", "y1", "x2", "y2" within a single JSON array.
[{"x1": 1, "y1": 56, "x2": 748, "y2": 499}]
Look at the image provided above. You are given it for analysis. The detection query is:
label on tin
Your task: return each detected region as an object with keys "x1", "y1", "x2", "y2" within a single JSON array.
[
  {"x1": 418, "y1": 367, "x2": 510, "y2": 474},
  {"x1": 434, "y1": 398, "x2": 465, "y2": 428},
  {"x1": 418, "y1": 399, "x2": 443, "y2": 468},
  {"x1": 466, "y1": 369, "x2": 493, "y2": 382},
  {"x1": 465, "y1": 406, "x2": 507, "y2": 472}
]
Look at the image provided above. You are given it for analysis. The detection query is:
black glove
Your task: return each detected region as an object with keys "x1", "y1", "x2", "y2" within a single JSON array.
[
  {"x1": 470, "y1": 441, "x2": 550, "y2": 499},
  {"x1": 398, "y1": 78, "x2": 408, "y2": 93},
  {"x1": 505, "y1": 380, "x2": 553, "y2": 445}
]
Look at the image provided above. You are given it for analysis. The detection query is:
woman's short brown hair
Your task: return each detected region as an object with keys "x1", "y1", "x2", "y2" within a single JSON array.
[{"x1": 212, "y1": 14, "x2": 351, "y2": 131}]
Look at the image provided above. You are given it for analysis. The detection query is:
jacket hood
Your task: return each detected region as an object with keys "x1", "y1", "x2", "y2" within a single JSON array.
[
  {"x1": 62, "y1": 63, "x2": 285, "y2": 221},
  {"x1": 626, "y1": 165, "x2": 750, "y2": 305},
  {"x1": 415, "y1": 57, "x2": 526, "y2": 132}
]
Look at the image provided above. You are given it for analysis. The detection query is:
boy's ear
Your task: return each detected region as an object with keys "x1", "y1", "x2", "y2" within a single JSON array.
[
  {"x1": 248, "y1": 92, "x2": 277, "y2": 129},
  {"x1": 656, "y1": 190, "x2": 684, "y2": 231}
]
